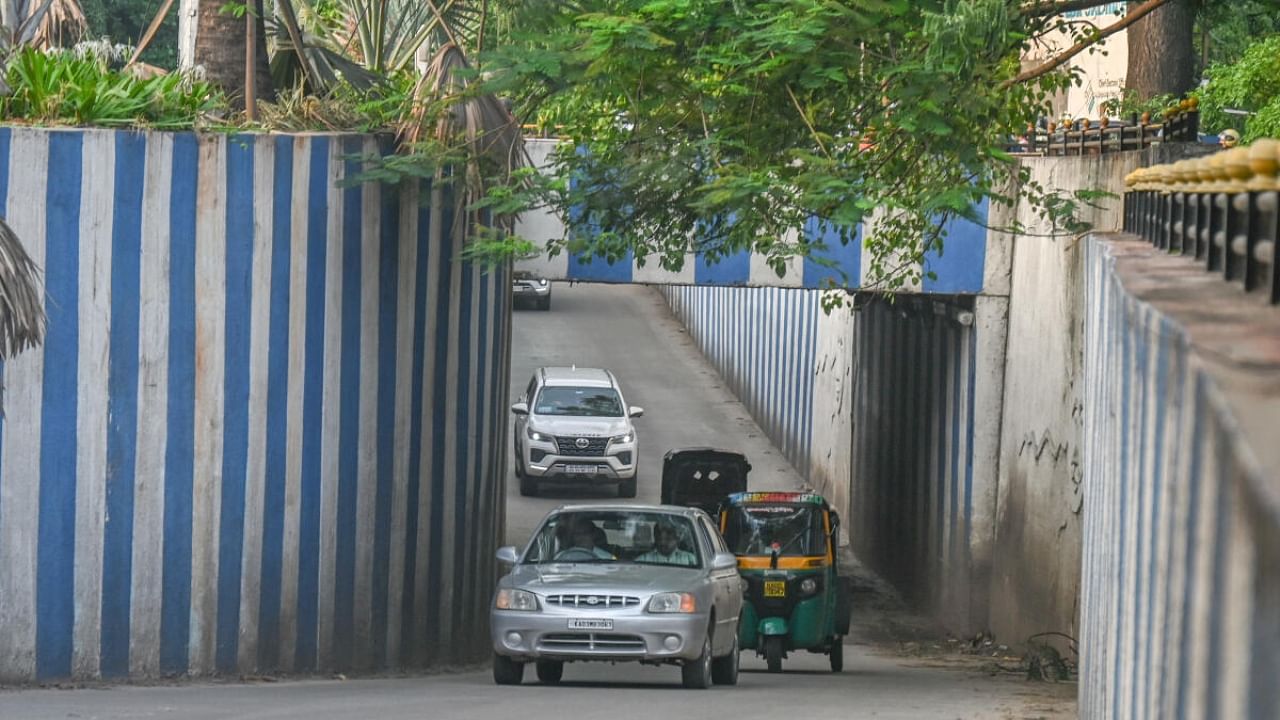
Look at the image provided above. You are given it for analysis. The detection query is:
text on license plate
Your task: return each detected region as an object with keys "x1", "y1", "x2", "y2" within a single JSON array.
[
  {"x1": 564, "y1": 465, "x2": 598, "y2": 474},
  {"x1": 568, "y1": 618, "x2": 613, "y2": 630},
  {"x1": 764, "y1": 581, "x2": 786, "y2": 598}
]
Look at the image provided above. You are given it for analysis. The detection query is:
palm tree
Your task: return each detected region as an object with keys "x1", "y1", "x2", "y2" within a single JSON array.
[
  {"x1": 1, "y1": 0, "x2": 87, "y2": 51},
  {"x1": 180, "y1": 0, "x2": 273, "y2": 109}
]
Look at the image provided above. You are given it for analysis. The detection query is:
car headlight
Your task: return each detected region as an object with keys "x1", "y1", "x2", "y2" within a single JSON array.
[
  {"x1": 612, "y1": 431, "x2": 634, "y2": 444},
  {"x1": 495, "y1": 588, "x2": 539, "y2": 611},
  {"x1": 526, "y1": 426, "x2": 553, "y2": 443},
  {"x1": 538, "y1": 278, "x2": 548, "y2": 286},
  {"x1": 647, "y1": 592, "x2": 696, "y2": 614}
]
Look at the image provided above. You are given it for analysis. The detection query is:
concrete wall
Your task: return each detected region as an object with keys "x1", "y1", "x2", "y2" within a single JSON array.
[
  {"x1": 1079, "y1": 234, "x2": 1280, "y2": 720},
  {"x1": 518, "y1": 138, "x2": 991, "y2": 293},
  {"x1": 0, "y1": 128, "x2": 511, "y2": 682}
]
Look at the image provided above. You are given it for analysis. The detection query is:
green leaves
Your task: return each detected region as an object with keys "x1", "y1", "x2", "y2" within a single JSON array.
[{"x1": 1, "y1": 47, "x2": 226, "y2": 128}]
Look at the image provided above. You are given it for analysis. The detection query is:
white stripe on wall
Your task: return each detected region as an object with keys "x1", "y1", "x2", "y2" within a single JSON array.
[
  {"x1": 0, "y1": 130, "x2": 49, "y2": 681},
  {"x1": 73, "y1": 129, "x2": 115, "y2": 678},
  {"x1": 315, "y1": 137, "x2": 343, "y2": 670},
  {"x1": 130, "y1": 132, "x2": 173, "y2": 676},
  {"x1": 354, "y1": 155, "x2": 381, "y2": 666},
  {"x1": 238, "y1": 136, "x2": 276, "y2": 669},
  {"x1": 189, "y1": 135, "x2": 228, "y2": 674},
  {"x1": 386, "y1": 181, "x2": 419, "y2": 665},
  {"x1": 282, "y1": 137, "x2": 313, "y2": 671}
]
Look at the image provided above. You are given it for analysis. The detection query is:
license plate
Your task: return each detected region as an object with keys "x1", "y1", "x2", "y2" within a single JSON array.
[
  {"x1": 563, "y1": 464, "x2": 598, "y2": 474},
  {"x1": 764, "y1": 581, "x2": 786, "y2": 598},
  {"x1": 568, "y1": 618, "x2": 613, "y2": 630}
]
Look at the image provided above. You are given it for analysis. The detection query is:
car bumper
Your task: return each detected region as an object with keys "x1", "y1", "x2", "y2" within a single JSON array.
[
  {"x1": 491, "y1": 610, "x2": 709, "y2": 662},
  {"x1": 513, "y1": 286, "x2": 550, "y2": 299},
  {"x1": 525, "y1": 458, "x2": 637, "y2": 481}
]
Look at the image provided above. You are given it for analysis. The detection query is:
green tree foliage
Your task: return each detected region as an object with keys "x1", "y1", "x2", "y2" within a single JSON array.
[
  {"x1": 471, "y1": 0, "x2": 1099, "y2": 287},
  {"x1": 1194, "y1": 33, "x2": 1280, "y2": 141},
  {"x1": 80, "y1": 0, "x2": 178, "y2": 68}
]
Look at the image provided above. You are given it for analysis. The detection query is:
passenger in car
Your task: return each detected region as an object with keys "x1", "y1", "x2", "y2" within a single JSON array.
[{"x1": 635, "y1": 522, "x2": 696, "y2": 566}]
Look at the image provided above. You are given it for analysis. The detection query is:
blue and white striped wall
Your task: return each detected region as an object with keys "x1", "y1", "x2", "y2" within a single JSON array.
[
  {"x1": 0, "y1": 128, "x2": 510, "y2": 682},
  {"x1": 1079, "y1": 234, "x2": 1279, "y2": 719},
  {"x1": 660, "y1": 286, "x2": 821, "y2": 480},
  {"x1": 516, "y1": 139, "x2": 992, "y2": 293}
]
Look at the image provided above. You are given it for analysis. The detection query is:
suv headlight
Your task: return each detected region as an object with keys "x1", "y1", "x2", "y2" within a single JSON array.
[
  {"x1": 495, "y1": 588, "x2": 539, "y2": 611},
  {"x1": 647, "y1": 592, "x2": 696, "y2": 614},
  {"x1": 526, "y1": 426, "x2": 553, "y2": 443},
  {"x1": 612, "y1": 431, "x2": 634, "y2": 444}
]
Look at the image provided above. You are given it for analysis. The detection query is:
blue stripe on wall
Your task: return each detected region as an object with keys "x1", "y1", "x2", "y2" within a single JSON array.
[
  {"x1": 295, "y1": 137, "x2": 331, "y2": 671},
  {"x1": 161, "y1": 133, "x2": 199, "y2": 675},
  {"x1": 216, "y1": 137, "x2": 255, "y2": 672},
  {"x1": 695, "y1": 249, "x2": 751, "y2": 286},
  {"x1": 36, "y1": 131, "x2": 84, "y2": 679},
  {"x1": 400, "y1": 201, "x2": 431, "y2": 664},
  {"x1": 923, "y1": 199, "x2": 988, "y2": 293},
  {"x1": 333, "y1": 139, "x2": 364, "y2": 670},
  {"x1": 100, "y1": 131, "x2": 147, "y2": 677},
  {"x1": 258, "y1": 135, "x2": 294, "y2": 671},
  {"x1": 803, "y1": 218, "x2": 861, "y2": 289},
  {"x1": 427, "y1": 190, "x2": 455, "y2": 658},
  {"x1": 371, "y1": 174, "x2": 399, "y2": 667}
]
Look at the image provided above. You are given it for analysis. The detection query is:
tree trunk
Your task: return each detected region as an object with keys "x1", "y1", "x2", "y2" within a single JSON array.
[
  {"x1": 184, "y1": 0, "x2": 273, "y2": 110},
  {"x1": 1125, "y1": 0, "x2": 1196, "y2": 100}
]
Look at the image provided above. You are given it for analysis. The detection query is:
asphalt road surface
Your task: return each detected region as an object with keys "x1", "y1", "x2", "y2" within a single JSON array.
[{"x1": 0, "y1": 283, "x2": 1074, "y2": 720}]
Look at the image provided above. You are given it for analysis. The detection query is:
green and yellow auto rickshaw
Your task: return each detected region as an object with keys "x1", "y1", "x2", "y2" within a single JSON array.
[{"x1": 718, "y1": 491, "x2": 851, "y2": 672}]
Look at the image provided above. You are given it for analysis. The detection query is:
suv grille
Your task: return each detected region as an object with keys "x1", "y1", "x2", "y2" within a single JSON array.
[
  {"x1": 538, "y1": 633, "x2": 646, "y2": 652},
  {"x1": 545, "y1": 594, "x2": 640, "y2": 608},
  {"x1": 556, "y1": 437, "x2": 610, "y2": 456}
]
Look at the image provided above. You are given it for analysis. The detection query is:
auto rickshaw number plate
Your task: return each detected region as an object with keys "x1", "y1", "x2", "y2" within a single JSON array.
[{"x1": 764, "y1": 580, "x2": 786, "y2": 598}]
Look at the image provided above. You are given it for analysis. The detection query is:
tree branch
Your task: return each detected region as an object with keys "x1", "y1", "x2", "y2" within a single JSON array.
[
  {"x1": 1002, "y1": 0, "x2": 1173, "y2": 89},
  {"x1": 1020, "y1": 0, "x2": 1131, "y2": 17},
  {"x1": 125, "y1": 0, "x2": 175, "y2": 68}
]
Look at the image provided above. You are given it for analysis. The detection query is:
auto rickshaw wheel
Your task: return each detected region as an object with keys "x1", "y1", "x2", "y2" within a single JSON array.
[
  {"x1": 764, "y1": 636, "x2": 784, "y2": 673},
  {"x1": 535, "y1": 659, "x2": 564, "y2": 684},
  {"x1": 493, "y1": 653, "x2": 524, "y2": 685},
  {"x1": 829, "y1": 637, "x2": 844, "y2": 672}
]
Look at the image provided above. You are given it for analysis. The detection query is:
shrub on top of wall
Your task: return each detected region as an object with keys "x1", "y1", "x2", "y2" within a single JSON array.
[{"x1": 1, "y1": 47, "x2": 227, "y2": 129}]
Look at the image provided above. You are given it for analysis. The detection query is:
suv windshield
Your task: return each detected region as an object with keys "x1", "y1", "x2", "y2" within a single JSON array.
[
  {"x1": 524, "y1": 511, "x2": 702, "y2": 568},
  {"x1": 721, "y1": 504, "x2": 827, "y2": 557},
  {"x1": 535, "y1": 386, "x2": 623, "y2": 417}
]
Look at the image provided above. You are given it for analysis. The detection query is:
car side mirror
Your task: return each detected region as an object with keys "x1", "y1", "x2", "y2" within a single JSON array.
[
  {"x1": 711, "y1": 552, "x2": 738, "y2": 571},
  {"x1": 629, "y1": 406, "x2": 644, "y2": 418},
  {"x1": 496, "y1": 546, "x2": 519, "y2": 565},
  {"x1": 510, "y1": 402, "x2": 529, "y2": 416}
]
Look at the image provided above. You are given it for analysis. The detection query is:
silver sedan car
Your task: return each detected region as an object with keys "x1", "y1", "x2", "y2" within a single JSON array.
[{"x1": 491, "y1": 504, "x2": 744, "y2": 688}]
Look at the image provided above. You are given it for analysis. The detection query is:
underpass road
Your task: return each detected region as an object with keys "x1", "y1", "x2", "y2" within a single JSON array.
[{"x1": 0, "y1": 283, "x2": 1075, "y2": 719}]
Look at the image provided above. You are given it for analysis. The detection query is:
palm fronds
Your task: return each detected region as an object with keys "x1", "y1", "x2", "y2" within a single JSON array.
[{"x1": 0, "y1": 216, "x2": 45, "y2": 361}]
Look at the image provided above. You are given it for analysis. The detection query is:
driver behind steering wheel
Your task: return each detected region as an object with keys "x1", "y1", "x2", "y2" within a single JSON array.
[{"x1": 554, "y1": 517, "x2": 615, "y2": 560}]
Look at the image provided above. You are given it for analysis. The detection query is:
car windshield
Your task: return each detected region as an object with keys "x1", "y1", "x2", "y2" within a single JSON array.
[
  {"x1": 721, "y1": 504, "x2": 827, "y2": 557},
  {"x1": 523, "y1": 511, "x2": 702, "y2": 568},
  {"x1": 534, "y1": 386, "x2": 623, "y2": 417}
]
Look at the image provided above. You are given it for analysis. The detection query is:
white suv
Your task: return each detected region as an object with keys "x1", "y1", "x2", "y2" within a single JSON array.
[{"x1": 511, "y1": 367, "x2": 643, "y2": 498}]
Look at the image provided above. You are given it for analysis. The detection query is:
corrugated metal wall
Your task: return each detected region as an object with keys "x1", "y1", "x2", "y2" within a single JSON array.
[
  {"x1": 0, "y1": 128, "x2": 510, "y2": 682},
  {"x1": 1079, "y1": 236, "x2": 1279, "y2": 719},
  {"x1": 849, "y1": 299, "x2": 984, "y2": 622},
  {"x1": 661, "y1": 286, "x2": 820, "y2": 480}
]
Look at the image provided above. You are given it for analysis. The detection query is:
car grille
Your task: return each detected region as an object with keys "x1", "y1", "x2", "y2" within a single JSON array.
[
  {"x1": 538, "y1": 633, "x2": 646, "y2": 652},
  {"x1": 556, "y1": 437, "x2": 610, "y2": 456},
  {"x1": 545, "y1": 594, "x2": 640, "y2": 608}
]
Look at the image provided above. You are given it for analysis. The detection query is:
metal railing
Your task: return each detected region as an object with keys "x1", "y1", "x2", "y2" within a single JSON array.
[
  {"x1": 1123, "y1": 139, "x2": 1280, "y2": 305},
  {"x1": 1017, "y1": 109, "x2": 1200, "y2": 157}
]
